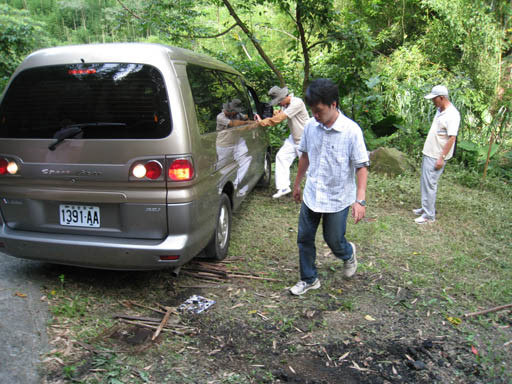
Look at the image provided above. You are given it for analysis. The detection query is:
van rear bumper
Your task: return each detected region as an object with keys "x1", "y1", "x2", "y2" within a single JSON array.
[{"x1": 0, "y1": 224, "x2": 201, "y2": 270}]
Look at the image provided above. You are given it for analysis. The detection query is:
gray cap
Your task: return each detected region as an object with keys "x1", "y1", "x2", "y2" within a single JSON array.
[
  {"x1": 223, "y1": 98, "x2": 243, "y2": 113},
  {"x1": 268, "y1": 86, "x2": 289, "y2": 106},
  {"x1": 425, "y1": 85, "x2": 449, "y2": 99}
]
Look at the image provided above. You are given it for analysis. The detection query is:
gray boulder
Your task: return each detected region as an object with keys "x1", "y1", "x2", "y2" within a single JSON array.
[{"x1": 369, "y1": 147, "x2": 414, "y2": 176}]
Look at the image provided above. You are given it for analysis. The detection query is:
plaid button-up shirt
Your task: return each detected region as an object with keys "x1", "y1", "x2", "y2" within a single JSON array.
[{"x1": 298, "y1": 111, "x2": 369, "y2": 213}]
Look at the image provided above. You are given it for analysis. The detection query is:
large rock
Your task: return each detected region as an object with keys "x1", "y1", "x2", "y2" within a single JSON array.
[{"x1": 369, "y1": 147, "x2": 414, "y2": 176}]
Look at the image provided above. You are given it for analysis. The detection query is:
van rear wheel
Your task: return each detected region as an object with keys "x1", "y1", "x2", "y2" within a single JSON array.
[{"x1": 205, "y1": 193, "x2": 232, "y2": 261}]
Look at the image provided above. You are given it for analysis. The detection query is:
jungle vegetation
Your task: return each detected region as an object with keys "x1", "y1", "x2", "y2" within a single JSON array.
[{"x1": 1, "y1": 0, "x2": 511, "y2": 180}]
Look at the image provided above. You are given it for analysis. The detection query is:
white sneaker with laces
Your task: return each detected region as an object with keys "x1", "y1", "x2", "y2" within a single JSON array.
[
  {"x1": 290, "y1": 278, "x2": 320, "y2": 295},
  {"x1": 414, "y1": 215, "x2": 435, "y2": 224},
  {"x1": 343, "y1": 242, "x2": 358, "y2": 278},
  {"x1": 272, "y1": 187, "x2": 291, "y2": 199},
  {"x1": 412, "y1": 208, "x2": 424, "y2": 216}
]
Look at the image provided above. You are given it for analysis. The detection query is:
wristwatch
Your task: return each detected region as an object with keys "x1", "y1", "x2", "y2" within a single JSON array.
[{"x1": 356, "y1": 199, "x2": 366, "y2": 207}]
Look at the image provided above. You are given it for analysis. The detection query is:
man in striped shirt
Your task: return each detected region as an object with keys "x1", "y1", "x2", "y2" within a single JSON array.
[{"x1": 290, "y1": 79, "x2": 369, "y2": 296}]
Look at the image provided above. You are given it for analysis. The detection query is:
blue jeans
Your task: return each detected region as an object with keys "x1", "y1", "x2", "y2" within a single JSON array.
[{"x1": 297, "y1": 202, "x2": 353, "y2": 284}]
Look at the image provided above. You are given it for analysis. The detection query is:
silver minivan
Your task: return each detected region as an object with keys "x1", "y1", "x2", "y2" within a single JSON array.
[{"x1": 0, "y1": 43, "x2": 271, "y2": 271}]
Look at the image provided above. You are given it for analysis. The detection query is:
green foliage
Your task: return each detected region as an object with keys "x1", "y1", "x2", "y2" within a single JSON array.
[
  {"x1": 0, "y1": 4, "x2": 50, "y2": 92},
  {"x1": 1, "y1": 0, "x2": 510, "y2": 173}
]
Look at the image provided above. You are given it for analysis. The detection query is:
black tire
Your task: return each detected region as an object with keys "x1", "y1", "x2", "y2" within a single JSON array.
[
  {"x1": 205, "y1": 193, "x2": 232, "y2": 261},
  {"x1": 257, "y1": 151, "x2": 272, "y2": 188}
]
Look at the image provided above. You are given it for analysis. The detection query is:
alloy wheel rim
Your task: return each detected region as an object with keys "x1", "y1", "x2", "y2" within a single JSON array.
[{"x1": 217, "y1": 204, "x2": 229, "y2": 248}]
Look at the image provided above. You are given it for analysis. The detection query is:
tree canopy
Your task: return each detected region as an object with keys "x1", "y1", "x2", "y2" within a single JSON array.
[{"x1": 1, "y1": 0, "x2": 511, "y2": 177}]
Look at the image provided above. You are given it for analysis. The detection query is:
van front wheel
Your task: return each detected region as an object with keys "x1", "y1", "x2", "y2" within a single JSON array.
[{"x1": 205, "y1": 193, "x2": 232, "y2": 261}]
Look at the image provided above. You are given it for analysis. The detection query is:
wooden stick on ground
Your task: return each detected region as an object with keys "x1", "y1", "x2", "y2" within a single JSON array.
[
  {"x1": 464, "y1": 303, "x2": 512, "y2": 318},
  {"x1": 124, "y1": 300, "x2": 167, "y2": 315},
  {"x1": 227, "y1": 274, "x2": 282, "y2": 282},
  {"x1": 118, "y1": 319, "x2": 192, "y2": 336},
  {"x1": 114, "y1": 314, "x2": 163, "y2": 323},
  {"x1": 152, "y1": 307, "x2": 173, "y2": 340}
]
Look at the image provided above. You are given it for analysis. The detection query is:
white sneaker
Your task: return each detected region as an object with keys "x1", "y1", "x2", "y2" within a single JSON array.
[
  {"x1": 412, "y1": 208, "x2": 424, "y2": 216},
  {"x1": 290, "y1": 278, "x2": 320, "y2": 295},
  {"x1": 343, "y1": 242, "x2": 358, "y2": 278},
  {"x1": 414, "y1": 215, "x2": 435, "y2": 224},
  {"x1": 272, "y1": 187, "x2": 291, "y2": 199}
]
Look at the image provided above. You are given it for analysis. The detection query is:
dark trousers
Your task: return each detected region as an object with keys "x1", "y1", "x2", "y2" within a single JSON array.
[{"x1": 297, "y1": 202, "x2": 353, "y2": 284}]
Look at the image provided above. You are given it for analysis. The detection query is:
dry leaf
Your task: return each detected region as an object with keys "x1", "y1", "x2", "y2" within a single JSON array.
[
  {"x1": 305, "y1": 310, "x2": 316, "y2": 318},
  {"x1": 351, "y1": 361, "x2": 367, "y2": 371},
  {"x1": 42, "y1": 357, "x2": 64, "y2": 365},
  {"x1": 14, "y1": 292, "x2": 27, "y2": 298},
  {"x1": 364, "y1": 315, "x2": 376, "y2": 321},
  {"x1": 471, "y1": 346, "x2": 478, "y2": 355},
  {"x1": 339, "y1": 351, "x2": 350, "y2": 361},
  {"x1": 289, "y1": 366, "x2": 296, "y2": 374}
]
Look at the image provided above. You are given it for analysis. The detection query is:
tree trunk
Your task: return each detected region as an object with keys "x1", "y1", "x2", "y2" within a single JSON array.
[
  {"x1": 221, "y1": 0, "x2": 285, "y2": 87},
  {"x1": 296, "y1": 1, "x2": 310, "y2": 94}
]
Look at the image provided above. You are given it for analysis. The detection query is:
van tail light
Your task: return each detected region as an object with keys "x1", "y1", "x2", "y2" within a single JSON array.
[
  {"x1": 0, "y1": 158, "x2": 19, "y2": 175},
  {"x1": 168, "y1": 158, "x2": 194, "y2": 181},
  {"x1": 131, "y1": 160, "x2": 163, "y2": 180},
  {"x1": 145, "y1": 161, "x2": 163, "y2": 179}
]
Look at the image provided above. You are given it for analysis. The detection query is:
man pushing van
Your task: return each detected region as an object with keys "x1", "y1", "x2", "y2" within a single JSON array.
[{"x1": 255, "y1": 86, "x2": 309, "y2": 199}]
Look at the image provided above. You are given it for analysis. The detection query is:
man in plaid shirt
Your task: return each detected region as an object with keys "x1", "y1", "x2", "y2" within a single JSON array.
[{"x1": 290, "y1": 79, "x2": 369, "y2": 296}]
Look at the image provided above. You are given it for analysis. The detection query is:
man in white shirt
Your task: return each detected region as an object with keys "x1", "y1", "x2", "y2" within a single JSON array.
[
  {"x1": 255, "y1": 86, "x2": 309, "y2": 198},
  {"x1": 413, "y1": 85, "x2": 460, "y2": 224}
]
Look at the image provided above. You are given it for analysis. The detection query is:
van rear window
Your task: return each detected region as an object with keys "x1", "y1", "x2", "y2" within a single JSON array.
[{"x1": 0, "y1": 63, "x2": 171, "y2": 139}]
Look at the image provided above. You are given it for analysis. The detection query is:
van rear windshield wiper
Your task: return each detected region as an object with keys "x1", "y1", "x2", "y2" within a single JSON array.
[{"x1": 48, "y1": 122, "x2": 127, "y2": 151}]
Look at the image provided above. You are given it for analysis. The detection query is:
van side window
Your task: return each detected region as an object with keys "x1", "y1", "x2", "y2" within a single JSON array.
[{"x1": 186, "y1": 65, "x2": 252, "y2": 135}]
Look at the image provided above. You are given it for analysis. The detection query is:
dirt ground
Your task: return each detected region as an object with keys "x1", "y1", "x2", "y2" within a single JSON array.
[{"x1": 41, "y1": 254, "x2": 511, "y2": 384}]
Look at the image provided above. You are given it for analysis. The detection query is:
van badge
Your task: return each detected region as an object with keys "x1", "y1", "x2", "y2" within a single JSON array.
[
  {"x1": 76, "y1": 170, "x2": 102, "y2": 177},
  {"x1": 41, "y1": 169, "x2": 102, "y2": 176},
  {"x1": 42, "y1": 169, "x2": 71, "y2": 175}
]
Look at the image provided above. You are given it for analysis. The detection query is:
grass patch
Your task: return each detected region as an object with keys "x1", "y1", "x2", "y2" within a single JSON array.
[{"x1": 40, "y1": 166, "x2": 511, "y2": 383}]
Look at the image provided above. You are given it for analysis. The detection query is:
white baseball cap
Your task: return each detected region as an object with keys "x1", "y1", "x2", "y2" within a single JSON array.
[{"x1": 425, "y1": 85, "x2": 449, "y2": 99}]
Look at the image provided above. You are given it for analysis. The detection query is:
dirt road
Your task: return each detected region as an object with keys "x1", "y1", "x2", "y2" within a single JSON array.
[{"x1": 0, "y1": 252, "x2": 49, "y2": 383}]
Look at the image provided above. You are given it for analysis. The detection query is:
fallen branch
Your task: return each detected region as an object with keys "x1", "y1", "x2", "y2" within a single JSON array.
[
  {"x1": 118, "y1": 319, "x2": 195, "y2": 336},
  {"x1": 178, "y1": 285, "x2": 224, "y2": 289},
  {"x1": 114, "y1": 314, "x2": 163, "y2": 323},
  {"x1": 227, "y1": 274, "x2": 282, "y2": 282},
  {"x1": 464, "y1": 303, "x2": 512, "y2": 318},
  {"x1": 152, "y1": 307, "x2": 173, "y2": 340},
  {"x1": 121, "y1": 300, "x2": 166, "y2": 315},
  {"x1": 181, "y1": 270, "x2": 226, "y2": 282},
  {"x1": 185, "y1": 266, "x2": 228, "y2": 277}
]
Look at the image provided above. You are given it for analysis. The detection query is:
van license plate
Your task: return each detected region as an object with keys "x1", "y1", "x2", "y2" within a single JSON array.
[{"x1": 59, "y1": 205, "x2": 100, "y2": 228}]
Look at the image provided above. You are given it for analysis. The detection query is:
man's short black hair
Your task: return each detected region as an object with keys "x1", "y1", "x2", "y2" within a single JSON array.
[{"x1": 305, "y1": 78, "x2": 339, "y2": 108}]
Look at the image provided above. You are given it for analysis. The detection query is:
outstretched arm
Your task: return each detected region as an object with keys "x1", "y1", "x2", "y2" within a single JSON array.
[{"x1": 257, "y1": 111, "x2": 288, "y2": 127}]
